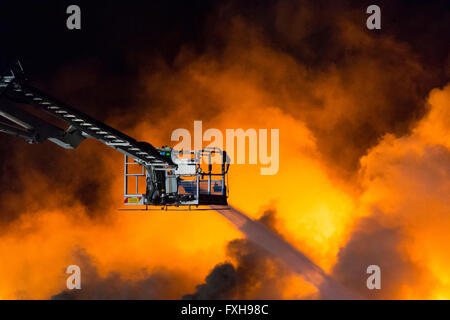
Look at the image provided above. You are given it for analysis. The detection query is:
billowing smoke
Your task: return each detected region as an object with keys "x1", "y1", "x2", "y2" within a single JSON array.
[
  {"x1": 51, "y1": 248, "x2": 189, "y2": 300},
  {"x1": 183, "y1": 209, "x2": 295, "y2": 300},
  {"x1": 184, "y1": 208, "x2": 354, "y2": 299},
  {"x1": 332, "y1": 214, "x2": 427, "y2": 299},
  {"x1": 331, "y1": 85, "x2": 450, "y2": 299},
  {"x1": 182, "y1": 241, "x2": 287, "y2": 300},
  {"x1": 0, "y1": 0, "x2": 448, "y2": 299}
]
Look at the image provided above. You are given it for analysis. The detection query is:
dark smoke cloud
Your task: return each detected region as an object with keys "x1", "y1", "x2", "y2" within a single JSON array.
[
  {"x1": 254, "y1": 0, "x2": 444, "y2": 174},
  {"x1": 182, "y1": 263, "x2": 237, "y2": 300},
  {"x1": 332, "y1": 212, "x2": 436, "y2": 299},
  {"x1": 51, "y1": 248, "x2": 189, "y2": 300},
  {"x1": 183, "y1": 239, "x2": 291, "y2": 300},
  {"x1": 0, "y1": 137, "x2": 116, "y2": 229},
  {"x1": 129, "y1": 0, "x2": 449, "y2": 177},
  {"x1": 183, "y1": 209, "x2": 294, "y2": 300}
]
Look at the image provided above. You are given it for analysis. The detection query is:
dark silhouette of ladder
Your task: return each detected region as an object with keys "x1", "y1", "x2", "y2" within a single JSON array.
[{"x1": 0, "y1": 61, "x2": 173, "y2": 168}]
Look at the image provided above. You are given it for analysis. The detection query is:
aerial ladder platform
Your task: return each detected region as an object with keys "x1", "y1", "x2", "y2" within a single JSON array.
[{"x1": 0, "y1": 61, "x2": 229, "y2": 208}]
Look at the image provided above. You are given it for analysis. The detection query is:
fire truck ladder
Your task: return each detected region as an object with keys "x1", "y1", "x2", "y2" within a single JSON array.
[{"x1": 0, "y1": 61, "x2": 173, "y2": 168}]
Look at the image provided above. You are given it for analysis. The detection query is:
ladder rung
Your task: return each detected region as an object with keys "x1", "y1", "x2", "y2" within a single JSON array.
[{"x1": 107, "y1": 143, "x2": 130, "y2": 146}]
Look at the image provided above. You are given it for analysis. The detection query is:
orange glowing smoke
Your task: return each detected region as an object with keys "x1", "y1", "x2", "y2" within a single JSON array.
[
  {"x1": 356, "y1": 85, "x2": 450, "y2": 299},
  {"x1": 0, "y1": 3, "x2": 449, "y2": 300}
]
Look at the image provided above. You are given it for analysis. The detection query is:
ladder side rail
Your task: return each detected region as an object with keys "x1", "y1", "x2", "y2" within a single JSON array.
[
  {"x1": 0, "y1": 121, "x2": 35, "y2": 142},
  {"x1": 7, "y1": 81, "x2": 173, "y2": 167}
]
